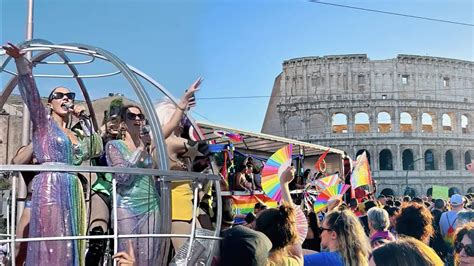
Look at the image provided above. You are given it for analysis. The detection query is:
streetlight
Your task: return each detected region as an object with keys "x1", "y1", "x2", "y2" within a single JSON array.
[{"x1": 405, "y1": 157, "x2": 424, "y2": 193}]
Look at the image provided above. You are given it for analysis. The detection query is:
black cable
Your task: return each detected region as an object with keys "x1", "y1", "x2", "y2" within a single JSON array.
[
  {"x1": 196, "y1": 86, "x2": 474, "y2": 100},
  {"x1": 308, "y1": 0, "x2": 474, "y2": 27}
]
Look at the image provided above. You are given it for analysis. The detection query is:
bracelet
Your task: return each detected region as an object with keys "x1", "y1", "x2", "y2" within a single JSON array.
[{"x1": 177, "y1": 105, "x2": 186, "y2": 111}]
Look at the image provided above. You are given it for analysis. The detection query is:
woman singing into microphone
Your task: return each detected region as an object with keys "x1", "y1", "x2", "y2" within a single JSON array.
[
  {"x1": 3, "y1": 43, "x2": 103, "y2": 265},
  {"x1": 105, "y1": 105, "x2": 160, "y2": 265}
]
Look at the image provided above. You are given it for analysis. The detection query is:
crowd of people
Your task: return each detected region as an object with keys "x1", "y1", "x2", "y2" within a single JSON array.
[
  {"x1": 219, "y1": 170, "x2": 474, "y2": 266},
  {"x1": 2, "y1": 42, "x2": 474, "y2": 266}
]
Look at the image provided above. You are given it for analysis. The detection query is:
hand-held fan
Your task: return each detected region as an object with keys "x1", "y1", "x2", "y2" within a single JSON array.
[
  {"x1": 313, "y1": 184, "x2": 351, "y2": 213},
  {"x1": 261, "y1": 144, "x2": 293, "y2": 202}
]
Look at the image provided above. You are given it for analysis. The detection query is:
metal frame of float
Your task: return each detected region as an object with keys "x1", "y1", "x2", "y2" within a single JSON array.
[{"x1": 0, "y1": 40, "x2": 223, "y2": 266}]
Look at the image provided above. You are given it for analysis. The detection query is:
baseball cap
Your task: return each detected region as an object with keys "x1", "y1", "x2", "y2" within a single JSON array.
[
  {"x1": 220, "y1": 225, "x2": 272, "y2": 266},
  {"x1": 450, "y1": 194, "x2": 464, "y2": 206}
]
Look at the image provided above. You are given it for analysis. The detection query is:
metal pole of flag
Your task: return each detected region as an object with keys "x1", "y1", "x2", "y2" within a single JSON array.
[{"x1": 405, "y1": 157, "x2": 424, "y2": 192}]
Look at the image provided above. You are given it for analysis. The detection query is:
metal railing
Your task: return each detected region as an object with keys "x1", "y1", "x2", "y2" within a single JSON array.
[{"x1": 1, "y1": 40, "x2": 224, "y2": 265}]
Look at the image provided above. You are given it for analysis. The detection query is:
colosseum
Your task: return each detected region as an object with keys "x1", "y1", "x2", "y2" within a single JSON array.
[{"x1": 262, "y1": 54, "x2": 474, "y2": 196}]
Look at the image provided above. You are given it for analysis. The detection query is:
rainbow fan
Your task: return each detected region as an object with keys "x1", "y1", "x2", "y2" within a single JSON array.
[
  {"x1": 315, "y1": 173, "x2": 339, "y2": 190},
  {"x1": 213, "y1": 130, "x2": 243, "y2": 142},
  {"x1": 294, "y1": 205, "x2": 308, "y2": 244},
  {"x1": 261, "y1": 144, "x2": 293, "y2": 202},
  {"x1": 313, "y1": 184, "x2": 351, "y2": 213}
]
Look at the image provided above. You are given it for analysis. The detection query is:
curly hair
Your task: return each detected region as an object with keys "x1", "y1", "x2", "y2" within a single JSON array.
[
  {"x1": 255, "y1": 203, "x2": 298, "y2": 251},
  {"x1": 454, "y1": 222, "x2": 474, "y2": 265},
  {"x1": 395, "y1": 202, "x2": 434, "y2": 242},
  {"x1": 325, "y1": 209, "x2": 370, "y2": 266}
]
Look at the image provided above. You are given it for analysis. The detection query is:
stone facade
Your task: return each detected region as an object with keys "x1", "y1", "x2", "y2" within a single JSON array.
[{"x1": 262, "y1": 54, "x2": 474, "y2": 196}]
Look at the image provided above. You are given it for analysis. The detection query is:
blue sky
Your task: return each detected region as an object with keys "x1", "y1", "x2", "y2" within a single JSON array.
[{"x1": 1, "y1": 0, "x2": 473, "y2": 132}]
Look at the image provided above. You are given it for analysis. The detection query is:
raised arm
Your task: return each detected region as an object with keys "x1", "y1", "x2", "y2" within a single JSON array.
[
  {"x1": 3, "y1": 43, "x2": 48, "y2": 133},
  {"x1": 280, "y1": 168, "x2": 305, "y2": 265},
  {"x1": 160, "y1": 78, "x2": 201, "y2": 138},
  {"x1": 280, "y1": 166, "x2": 295, "y2": 205}
]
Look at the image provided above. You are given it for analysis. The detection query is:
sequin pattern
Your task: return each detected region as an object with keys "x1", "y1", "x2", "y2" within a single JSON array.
[
  {"x1": 16, "y1": 60, "x2": 101, "y2": 266},
  {"x1": 106, "y1": 140, "x2": 160, "y2": 265}
]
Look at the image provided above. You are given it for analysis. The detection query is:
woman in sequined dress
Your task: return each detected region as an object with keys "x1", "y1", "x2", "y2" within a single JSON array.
[
  {"x1": 4, "y1": 43, "x2": 103, "y2": 265},
  {"x1": 105, "y1": 105, "x2": 160, "y2": 265}
]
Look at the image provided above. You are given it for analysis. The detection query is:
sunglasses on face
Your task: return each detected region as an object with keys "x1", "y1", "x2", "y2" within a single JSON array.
[
  {"x1": 126, "y1": 112, "x2": 145, "y2": 121},
  {"x1": 49, "y1": 92, "x2": 76, "y2": 101},
  {"x1": 455, "y1": 242, "x2": 474, "y2": 257},
  {"x1": 320, "y1": 211, "x2": 343, "y2": 232}
]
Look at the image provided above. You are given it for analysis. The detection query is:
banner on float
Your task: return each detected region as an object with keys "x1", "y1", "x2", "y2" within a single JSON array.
[{"x1": 231, "y1": 194, "x2": 278, "y2": 215}]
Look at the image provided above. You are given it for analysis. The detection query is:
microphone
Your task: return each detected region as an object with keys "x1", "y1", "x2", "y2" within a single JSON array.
[
  {"x1": 64, "y1": 102, "x2": 74, "y2": 111},
  {"x1": 64, "y1": 102, "x2": 90, "y2": 119}
]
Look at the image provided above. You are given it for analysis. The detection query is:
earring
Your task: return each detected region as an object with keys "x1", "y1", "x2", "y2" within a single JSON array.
[{"x1": 119, "y1": 124, "x2": 127, "y2": 140}]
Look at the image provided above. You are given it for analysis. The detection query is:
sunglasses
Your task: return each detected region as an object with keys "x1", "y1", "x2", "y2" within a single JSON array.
[
  {"x1": 49, "y1": 92, "x2": 76, "y2": 101},
  {"x1": 455, "y1": 242, "x2": 474, "y2": 257},
  {"x1": 126, "y1": 112, "x2": 145, "y2": 121},
  {"x1": 320, "y1": 210, "x2": 344, "y2": 232}
]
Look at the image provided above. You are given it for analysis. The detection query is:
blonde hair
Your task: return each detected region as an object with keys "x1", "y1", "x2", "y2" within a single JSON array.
[
  {"x1": 154, "y1": 98, "x2": 177, "y2": 127},
  {"x1": 325, "y1": 209, "x2": 370, "y2": 266}
]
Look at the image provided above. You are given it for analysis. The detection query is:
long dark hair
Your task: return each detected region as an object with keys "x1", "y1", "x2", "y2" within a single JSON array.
[
  {"x1": 117, "y1": 105, "x2": 143, "y2": 138},
  {"x1": 255, "y1": 203, "x2": 297, "y2": 251},
  {"x1": 308, "y1": 212, "x2": 320, "y2": 239},
  {"x1": 118, "y1": 104, "x2": 143, "y2": 122}
]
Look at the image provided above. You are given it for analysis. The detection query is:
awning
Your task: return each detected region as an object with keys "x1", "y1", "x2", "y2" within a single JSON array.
[{"x1": 196, "y1": 121, "x2": 345, "y2": 157}]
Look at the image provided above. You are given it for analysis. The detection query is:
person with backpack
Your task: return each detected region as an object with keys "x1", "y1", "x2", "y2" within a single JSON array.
[{"x1": 440, "y1": 194, "x2": 465, "y2": 265}]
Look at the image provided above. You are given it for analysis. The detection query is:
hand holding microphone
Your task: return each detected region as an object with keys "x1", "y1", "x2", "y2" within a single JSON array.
[
  {"x1": 65, "y1": 102, "x2": 90, "y2": 119},
  {"x1": 140, "y1": 125, "x2": 152, "y2": 151}
]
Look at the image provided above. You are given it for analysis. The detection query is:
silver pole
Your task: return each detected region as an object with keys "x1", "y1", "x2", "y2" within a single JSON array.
[
  {"x1": 5, "y1": 192, "x2": 10, "y2": 255},
  {"x1": 11, "y1": 176, "x2": 17, "y2": 266},
  {"x1": 17, "y1": 0, "x2": 34, "y2": 224},
  {"x1": 112, "y1": 178, "x2": 118, "y2": 266},
  {"x1": 185, "y1": 185, "x2": 200, "y2": 261}
]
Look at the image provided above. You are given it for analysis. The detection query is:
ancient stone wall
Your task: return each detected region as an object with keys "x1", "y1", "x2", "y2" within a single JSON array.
[{"x1": 263, "y1": 54, "x2": 474, "y2": 196}]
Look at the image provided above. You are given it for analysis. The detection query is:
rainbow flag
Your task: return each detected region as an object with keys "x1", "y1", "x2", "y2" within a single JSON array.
[
  {"x1": 230, "y1": 194, "x2": 278, "y2": 215},
  {"x1": 350, "y1": 151, "x2": 372, "y2": 188},
  {"x1": 315, "y1": 173, "x2": 339, "y2": 190}
]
